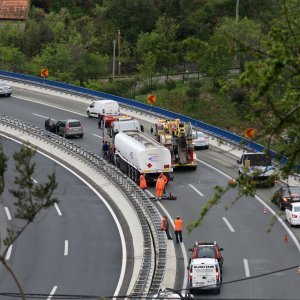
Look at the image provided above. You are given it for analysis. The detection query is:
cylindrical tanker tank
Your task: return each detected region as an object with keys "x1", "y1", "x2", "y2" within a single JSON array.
[{"x1": 114, "y1": 130, "x2": 173, "y2": 174}]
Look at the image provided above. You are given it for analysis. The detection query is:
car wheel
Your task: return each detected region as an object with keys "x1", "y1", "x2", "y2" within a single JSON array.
[
  {"x1": 279, "y1": 201, "x2": 283, "y2": 210},
  {"x1": 215, "y1": 287, "x2": 221, "y2": 294},
  {"x1": 63, "y1": 132, "x2": 67, "y2": 138},
  {"x1": 79, "y1": 134, "x2": 83, "y2": 138},
  {"x1": 87, "y1": 111, "x2": 91, "y2": 118}
]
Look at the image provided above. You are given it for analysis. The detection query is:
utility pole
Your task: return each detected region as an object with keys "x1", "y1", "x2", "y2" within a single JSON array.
[
  {"x1": 112, "y1": 40, "x2": 116, "y2": 80},
  {"x1": 118, "y1": 29, "x2": 121, "y2": 75},
  {"x1": 236, "y1": 0, "x2": 240, "y2": 21}
]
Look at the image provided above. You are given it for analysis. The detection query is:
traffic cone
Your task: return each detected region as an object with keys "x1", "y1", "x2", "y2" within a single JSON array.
[
  {"x1": 229, "y1": 178, "x2": 236, "y2": 186},
  {"x1": 263, "y1": 207, "x2": 267, "y2": 214},
  {"x1": 297, "y1": 266, "x2": 300, "y2": 274},
  {"x1": 284, "y1": 233, "x2": 288, "y2": 243}
]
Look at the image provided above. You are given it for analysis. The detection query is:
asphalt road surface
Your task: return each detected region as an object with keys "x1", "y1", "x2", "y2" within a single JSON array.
[
  {"x1": 1, "y1": 88, "x2": 300, "y2": 299},
  {"x1": 0, "y1": 136, "x2": 122, "y2": 299}
]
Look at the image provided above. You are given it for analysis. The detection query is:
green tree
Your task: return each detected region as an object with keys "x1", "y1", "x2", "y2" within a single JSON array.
[
  {"x1": 0, "y1": 142, "x2": 58, "y2": 300},
  {"x1": 189, "y1": 0, "x2": 300, "y2": 232}
]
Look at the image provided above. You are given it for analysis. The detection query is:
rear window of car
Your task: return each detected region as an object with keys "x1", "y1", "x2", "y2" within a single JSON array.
[
  {"x1": 196, "y1": 246, "x2": 215, "y2": 258},
  {"x1": 68, "y1": 121, "x2": 81, "y2": 127},
  {"x1": 283, "y1": 188, "x2": 300, "y2": 197},
  {"x1": 294, "y1": 206, "x2": 300, "y2": 212}
]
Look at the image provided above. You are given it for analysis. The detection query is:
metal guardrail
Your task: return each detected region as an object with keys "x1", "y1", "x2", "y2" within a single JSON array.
[
  {"x1": 0, "y1": 70, "x2": 275, "y2": 154},
  {"x1": 0, "y1": 114, "x2": 166, "y2": 297}
]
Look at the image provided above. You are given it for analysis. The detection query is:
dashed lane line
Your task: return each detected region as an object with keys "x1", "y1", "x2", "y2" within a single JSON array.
[
  {"x1": 222, "y1": 217, "x2": 235, "y2": 232},
  {"x1": 188, "y1": 184, "x2": 204, "y2": 197}
]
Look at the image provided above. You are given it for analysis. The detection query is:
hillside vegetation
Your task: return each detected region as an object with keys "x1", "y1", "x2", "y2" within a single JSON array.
[{"x1": 1, "y1": 0, "x2": 299, "y2": 173}]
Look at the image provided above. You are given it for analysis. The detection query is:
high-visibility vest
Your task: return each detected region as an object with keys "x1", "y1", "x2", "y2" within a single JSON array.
[
  {"x1": 174, "y1": 219, "x2": 183, "y2": 231},
  {"x1": 139, "y1": 175, "x2": 147, "y2": 189},
  {"x1": 161, "y1": 217, "x2": 166, "y2": 230}
]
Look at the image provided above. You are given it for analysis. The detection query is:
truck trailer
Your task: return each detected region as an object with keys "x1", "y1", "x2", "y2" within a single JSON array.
[
  {"x1": 155, "y1": 119, "x2": 197, "y2": 169},
  {"x1": 106, "y1": 119, "x2": 173, "y2": 184}
]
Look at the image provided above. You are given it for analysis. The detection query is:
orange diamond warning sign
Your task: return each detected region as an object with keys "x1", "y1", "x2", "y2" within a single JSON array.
[
  {"x1": 244, "y1": 128, "x2": 255, "y2": 139},
  {"x1": 147, "y1": 94, "x2": 156, "y2": 104}
]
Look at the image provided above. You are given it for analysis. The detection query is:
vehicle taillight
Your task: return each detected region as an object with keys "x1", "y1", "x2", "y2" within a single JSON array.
[
  {"x1": 283, "y1": 197, "x2": 288, "y2": 202},
  {"x1": 66, "y1": 123, "x2": 70, "y2": 130},
  {"x1": 215, "y1": 248, "x2": 220, "y2": 259},
  {"x1": 189, "y1": 272, "x2": 193, "y2": 281},
  {"x1": 292, "y1": 214, "x2": 298, "y2": 218},
  {"x1": 216, "y1": 267, "x2": 219, "y2": 281},
  {"x1": 80, "y1": 123, "x2": 83, "y2": 129}
]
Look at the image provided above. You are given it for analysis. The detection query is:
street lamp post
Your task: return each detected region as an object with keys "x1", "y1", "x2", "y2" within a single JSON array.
[
  {"x1": 118, "y1": 29, "x2": 121, "y2": 75},
  {"x1": 112, "y1": 40, "x2": 116, "y2": 80}
]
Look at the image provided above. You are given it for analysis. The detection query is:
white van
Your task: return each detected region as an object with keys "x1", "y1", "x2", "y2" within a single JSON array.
[
  {"x1": 87, "y1": 99, "x2": 120, "y2": 118},
  {"x1": 188, "y1": 258, "x2": 221, "y2": 295}
]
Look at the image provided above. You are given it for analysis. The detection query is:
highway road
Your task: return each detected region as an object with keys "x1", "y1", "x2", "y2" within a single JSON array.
[
  {"x1": 1, "y1": 87, "x2": 300, "y2": 299},
  {"x1": 0, "y1": 135, "x2": 126, "y2": 299}
]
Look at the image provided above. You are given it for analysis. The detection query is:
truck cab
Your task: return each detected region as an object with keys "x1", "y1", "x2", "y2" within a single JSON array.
[{"x1": 237, "y1": 152, "x2": 276, "y2": 186}]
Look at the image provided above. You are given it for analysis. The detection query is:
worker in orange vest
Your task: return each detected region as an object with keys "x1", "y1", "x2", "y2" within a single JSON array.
[
  {"x1": 174, "y1": 216, "x2": 183, "y2": 243},
  {"x1": 161, "y1": 215, "x2": 172, "y2": 240},
  {"x1": 155, "y1": 173, "x2": 165, "y2": 200},
  {"x1": 139, "y1": 173, "x2": 147, "y2": 189},
  {"x1": 161, "y1": 173, "x2": 168, "y2": 196}
]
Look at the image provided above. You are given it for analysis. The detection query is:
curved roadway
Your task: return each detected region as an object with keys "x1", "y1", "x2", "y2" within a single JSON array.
[
  {"x1": 0, "y1": 134, "x2": 124, "y2": 299},
  {"x1": 1, "y1": 86, "x2": 300, "y2": 299}
]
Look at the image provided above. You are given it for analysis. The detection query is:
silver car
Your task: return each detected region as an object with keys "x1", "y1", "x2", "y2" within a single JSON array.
[
  {"x1": 56, "y1": 119, "x2": 84, "y2": 138},
  {"x1": 0, "y1": 81, "x2": 12, "y2": 97},
  {"x1": 192, "y1": 130, "x2": 209, "y2": 149}
]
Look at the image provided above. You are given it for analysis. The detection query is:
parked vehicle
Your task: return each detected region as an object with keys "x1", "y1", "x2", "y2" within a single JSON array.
[
  {"x1": 192, "y1": 130, "x2": 209, "y2": 149},
  {"x1": 189, "y1": 241, "x2": 223, "y2": 271},
  {"x1": 105, "y1": 119, "x2": 173, "y2": 183},
  {"x1": 54, "y1": 119, "x2": 83, "y2": 138},
  {"x1": 154, "y1": 119, "x2": 197, "y2": 169},
  {"x1": 188, "y1": 257, "x2": 222, "y2": 295},
  {"x1": 0, "y1": 81, "x2": 12, "y2": 97},
  {"x1": 272, "y1": 186, "x2": 300, "y2": 210},
  {"x1": 285, "y1": 202, "x2": 300, "y2": 226},
  {"x1": 87, "y1": 99, "x2": 120, "y2": 118},
  {"x1": 237, "y1": 152, "x2": 276, "y2": 186}
]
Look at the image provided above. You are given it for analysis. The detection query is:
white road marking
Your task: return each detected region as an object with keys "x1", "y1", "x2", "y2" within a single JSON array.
[
  {"x1": 47, "y1": 285, "x2": 58, "y2": 300},
  {"x1": 31, "y1": 177, "x2": 37, "y2": 184},
  {"x1": 1, "y1": 133, "x2": 127, "y2": 298},
  {"x1": 188, "y1": 184, "x2": 204, "y2": 197},
  {"x1": 4, "y1": 207, "x2": 11, "y2": 220},
  {"x1": 198, "y1": 158, "x2": 300, "y2": 253},
  {"x1": 54, "y1": 203, "x2": 62, "y2": 216},
  {"x1": 243, "y1": 259, "x2": 250, "y2": 277},
  {"x1": 5, "y1": 245, "x2": 13, "y2": 261},
  {"x1": 64, "y1": 240, "x2": 68, "y2": 256},
  {"x1": 32, "y1": 113, "x2": 49, "y2": 119},
  {"x1": 222, "y1": 217, "x2": 235, "y2": 232},
  {"x1": 144, "y1": 189, "x2": 188, "y2": 291},
  {"x1": 92, "y1": 133, "x2": 103, "y2": 139}
]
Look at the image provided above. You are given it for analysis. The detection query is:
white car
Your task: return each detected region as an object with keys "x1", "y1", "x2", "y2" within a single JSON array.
[
  {"x1": 0, "y1": 81, "x2": 12, "y2": 97},
  {"x1": 192, "y1": 130, "x2": 209, "y2": 149},
  {"x1": 285, "y1": 202, "x2": 300, "y2": 226}
]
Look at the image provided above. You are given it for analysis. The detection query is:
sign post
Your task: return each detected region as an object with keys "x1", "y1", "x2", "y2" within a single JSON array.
[
  {"x1": 147, "y1": 94, "x2": 156, "y2": 111},
  {"x1": 41, "y1": 68, "x2": 49, "y2": 84},
  {"x1": 244, "y1": 128, "x2": 255, "y2": 152}
]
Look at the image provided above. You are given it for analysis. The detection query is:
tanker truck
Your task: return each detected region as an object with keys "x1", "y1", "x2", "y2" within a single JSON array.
[{"x1": 106, "y1": 120, "x2": 173, "y2": 184}]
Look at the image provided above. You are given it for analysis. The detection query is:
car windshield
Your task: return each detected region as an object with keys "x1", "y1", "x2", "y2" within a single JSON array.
[
  {"x1": 243, "y1": 154, "x2": 271, "y2": 166},
  {"x1": 283, "y1": 187, "x2": 300, "y2": 197},
  {"x1": 196, "y1": 246, "x2": 215, "y2": 258},
  {"x1": 193, "y1": 131, "x2": 206, "y2": 139},
  {"x1": 69, "y1": 121, "x2": 81, "y2": 127}
]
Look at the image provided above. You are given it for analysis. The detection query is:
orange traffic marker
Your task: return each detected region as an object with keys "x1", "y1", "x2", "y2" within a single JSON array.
[
  {"x1": 284, "y1": 233, "x2": 288, "y2": 243},
  {"x1": 263, "y1": 207, "x2": 267, "y2": 214},
  {"x1": 229, "y1": 178, "x2": 236, "y2": 186}
]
